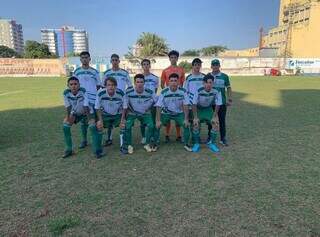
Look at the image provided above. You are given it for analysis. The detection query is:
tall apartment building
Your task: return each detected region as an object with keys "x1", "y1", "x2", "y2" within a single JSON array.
[{"x1": 0, "y1": 18, "x2": 24, "y2": 54}]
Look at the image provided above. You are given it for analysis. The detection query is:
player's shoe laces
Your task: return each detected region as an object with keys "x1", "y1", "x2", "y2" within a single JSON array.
[
  {"x1": 144, "y1": 144, "x2": 152, "y2": 152},
  {"x1": 104, "y1": 139, "x2": 113, "y2": 146},
  {"x1": 78, "y1": 141, "x2": 88, "y2": 149},
  {"x1": 208, "y1": 143, "x2": 220, "y2": 153},
  {"x1": 62, "y1": 150, "x2": 73, "y2": 158},
  {"x1": 192, "y1": 143, "x2": 200, "y2": 153},
  {"x1": 128, "y1": 145, "x2": 134, "y2": 154},
  {"x1": 184, "y1": 145, "x2": 192, "y2": 152},
  {"x1": 141, "y1": 137, "x2": 147, "y2": 145}
]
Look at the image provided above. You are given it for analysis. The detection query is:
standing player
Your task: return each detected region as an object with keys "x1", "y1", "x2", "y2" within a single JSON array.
[
  {"x1": 73, "y1": 51, "x2": 101, "y2": 149},
  {"x1": 140, "y1": 58, "x2": 159, "y2": 144},
  {"x1": 121, "y1": 74, "x2": 157, "y2": 154},
  {"x1": 103, "y1": 54, "x2": 133, "y2": 146},
  {"x1": 191, "y1": 74, "x2": 222, "y2": 153},
  {"x1": 154, "y1": 73, "x2": 192, "y2": 152},
  {"x1": 210, "y1": 59, "x2": 233, "y2": 146},
  {"x1": 89, "y1": 76, "x2": 125, "y2": 158},
  {"x1": 160, "y1": 50, "x2": 185, "y2": 142},
  {"x1": 62, "y1": 77, "x2": 89, "y2": 158}
]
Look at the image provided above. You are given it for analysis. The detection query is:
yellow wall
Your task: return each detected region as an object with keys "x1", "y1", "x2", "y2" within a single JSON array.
[{"x1": 219, "y1": 47, "x2": 259, "y2": 57}]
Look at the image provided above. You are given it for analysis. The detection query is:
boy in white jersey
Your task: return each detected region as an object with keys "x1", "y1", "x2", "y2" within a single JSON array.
[
  {"x1": 154, "y1": 73, "x2": 192, "y2": 152},
  {"x1": 120, "y1": 74, "x2": 157, "y2": 154},
  {"x1": 62, "y1": 77, "x2": 89, "y2": 158},
  {"x1": 191, "y1": 74, "x2": 222, "y2": 153},
  {"x1": 73, "y1": 51, "x2": 101, "y2": 149},
  {"x1": 140, "y1": 58, "x2": 159, "y2": 145},
  {"x1": 103, "y1": 54, "x2": 133, "y2": 146},
  {"x1": 89, "y1": 77, "x2": 125, "y2": 158}
]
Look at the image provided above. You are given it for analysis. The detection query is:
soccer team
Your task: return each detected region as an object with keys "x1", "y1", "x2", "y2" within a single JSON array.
[{"x1": 62, "y1": 50, "x2": 233, "y2": 158}]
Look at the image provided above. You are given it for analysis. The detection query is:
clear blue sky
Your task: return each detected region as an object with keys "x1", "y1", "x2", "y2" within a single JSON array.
[{"x1": 1, "y1": 0, "x2": 280, "y2": 56}]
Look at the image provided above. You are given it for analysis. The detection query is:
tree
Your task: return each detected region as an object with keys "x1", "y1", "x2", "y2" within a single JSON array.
[
  {"x1": 178, "y1": 61, "x2": 192, "y2": 73},
  {"x1": 201, "y1": 45, "x2": 228, "y2": 56},
  {"x1": 125, "y1": 32, "x2": 169, "y2": 63},
  {"x1": 24, "y1": 40, "x2": 56, "y2": 59},
  {"x1": 0, "y1": 45, "x2": 20, "y2": 58},
  {"x1": 181, "y1": 49, "x2": 200, "y2": 57}
]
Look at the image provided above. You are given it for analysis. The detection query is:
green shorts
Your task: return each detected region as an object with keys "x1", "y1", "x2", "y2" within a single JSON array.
[
  {"x1": 161, "y1": 113, "x2": 185, "y2": 127},
  {"x1": 197, "y1": 107, "x2": 213, "y2": 124},
  {"x1": 102, "y1": 114, "x2": 121, "y2": 128},
  {"x1": 72, "y1": 114, "x2": 88, "y2": 124}
]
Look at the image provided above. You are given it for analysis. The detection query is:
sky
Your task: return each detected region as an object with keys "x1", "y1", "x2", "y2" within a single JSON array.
[{"x1": 1, "y1": 0, "x2": 280, "y2": 56}]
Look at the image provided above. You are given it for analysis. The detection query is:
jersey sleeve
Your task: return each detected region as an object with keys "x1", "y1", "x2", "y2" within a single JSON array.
[
  {"x1": 215, "y1": 91, "x2": 223, "y2": 106},
  {"x1": 95, "y1": 71, "x2": 101, "y2": 86},
  {"x1": 123, "y1": 94, "x2": 129, "y2": 109},
  {"x1": 155, "y1": 93, "x2": 164, "y2": 107},
  {"x1": 160, "y1": 70, "x2": 166, "y2": 86},
  {"x1": 155, "y1": 76, "x2": 159, "y2": 89},
  {"x1": 126, "y1": 72, "x2": 133, "y2": 87},
  {"x1": 83, "y1": 92, "x2": 89, "y2": 107},
  {"x1": 63, "y1": 94, "x2": 70, "y2": 108},
  {"x1": 180, "y1": 68, "x2": 186, "y2": 86},
  {"x1": 94, "y1": 94, "x2": 100, "y2": 110},
  {"x1": 191, "y1": 90, "x2": 198, "y2": 105},
  {"x1": 183, "y1": 91, "x2": 190, "y2": 105}
]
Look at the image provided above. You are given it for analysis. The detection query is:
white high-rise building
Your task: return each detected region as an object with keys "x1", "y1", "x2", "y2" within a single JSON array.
[
  {"x1": 0, "y1": 18, "x2": 24, "y2": 54},
  {"x1": 41, "y1": 26, "x2": 89, "y2": 57}
]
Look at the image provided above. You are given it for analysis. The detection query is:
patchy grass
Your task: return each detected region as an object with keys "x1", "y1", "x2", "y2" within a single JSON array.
[{"x1": 0, "y1": 76, "x2": 320, "y2": 236}]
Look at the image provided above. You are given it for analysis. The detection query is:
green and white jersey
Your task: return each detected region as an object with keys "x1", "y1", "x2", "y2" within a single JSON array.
[
  {"x1": 183, "y1": 73, "x2": 205, "y2": 103},
  {"x1": 73, "y1": 66, "x2": 101, "y2": 105},
  {"x1": 63, "y1": 87, "x2": 89, "y2": 115},
  {"x1": 95, "y1": 88, "x2": 124, "y2": 116},
  {"x1": 192, "y1": 87, "x2": 222, "y2": 108},
  {"x1": 156, "y1": 87, "x2": 190, "y2": 115},
  {"x1": 123, "y1": 87, "x2": 157, "y2": 115},
  {"x1": 144, "y1": 73, "x2": 159, "y2": 93},
  {"x1": 103, "y1": 68, "x2": 132, "y2": 93},
  {"x1": 211, "y1": 72, "x2": 230, "y2": 105}
]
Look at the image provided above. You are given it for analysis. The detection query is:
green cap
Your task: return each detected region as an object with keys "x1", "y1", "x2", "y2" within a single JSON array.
[{"x1": 211, "y1": 59, "x2": 220, "y2": 66}]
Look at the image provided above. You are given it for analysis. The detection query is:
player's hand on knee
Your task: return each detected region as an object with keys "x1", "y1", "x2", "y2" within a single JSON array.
[
  {"x1": 193, "y1": 118, "x2": 199, "y2": 128},
  {"x1": 96, "y1": 120, "x2": 103, "y2": 130}
]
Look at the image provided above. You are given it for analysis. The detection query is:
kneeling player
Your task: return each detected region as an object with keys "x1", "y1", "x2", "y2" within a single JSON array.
[
  {"x1": 154, "y1": 73, "x2": 192, "y2": 151},
  {"x1": 89, "y1": 76, "x2": 125, "y2": 158},
  {"x1": 191, "y1": 74, "x2": 222, "y2": 153},
  {"x1": 62, "y1": 76, "x2": 90, "y2": 158},
  {"x1": 121, "y1": 74, "x2": 157, "y2": 154}
]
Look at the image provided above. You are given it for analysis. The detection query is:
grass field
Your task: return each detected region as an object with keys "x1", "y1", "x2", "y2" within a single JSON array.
[{"x1": 0, "y1": 76, "x2": 320, "y2": 236}]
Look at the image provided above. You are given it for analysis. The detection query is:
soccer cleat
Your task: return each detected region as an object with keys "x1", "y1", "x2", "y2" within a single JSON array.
[
  {"x1": 219, "y1": 139, "x2": 229, "y2": 146},
  {"x1": 104, "y1": 139, "x2": 113, "y2": 146},
  {"x1": 184, "y1": 145, "x2": 192, "y2": 152},
  {"x1": 62, "y1": 150, "x2": 73, "y2": 158},
  {"x1": 192, "y1": 143, "x2": 200, "y2": 153},
  {"x1": 176, "y1": 136, "x2": 182, "y2": 142},
  {"x1": 144, "y1": 144, "x2": 152, "y2": 152},
  {"x1": 78, "y1": 141, "x2": 88, "y2": 149},
  {"x1": 151, "y1": 145, "x2": 158, "y2": 152},
  {"x1": 120, "y1": 146, "x2": 128, "y2": 155},
  {"x1": 208, "y1": 143, "x2": 220, "y2": 153},
  {"x1": 95, "y1": 150, "x2": 105, "y2": 159},
  {"x1": 165, "y1": 136, "x2": 170, "y2": 143},
  {"x1": 141, "y1": 137, "x2": 147, "y2": 145},
  {"x1": 128, "y1": 145, "x2": 134, "y2": 154}
]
